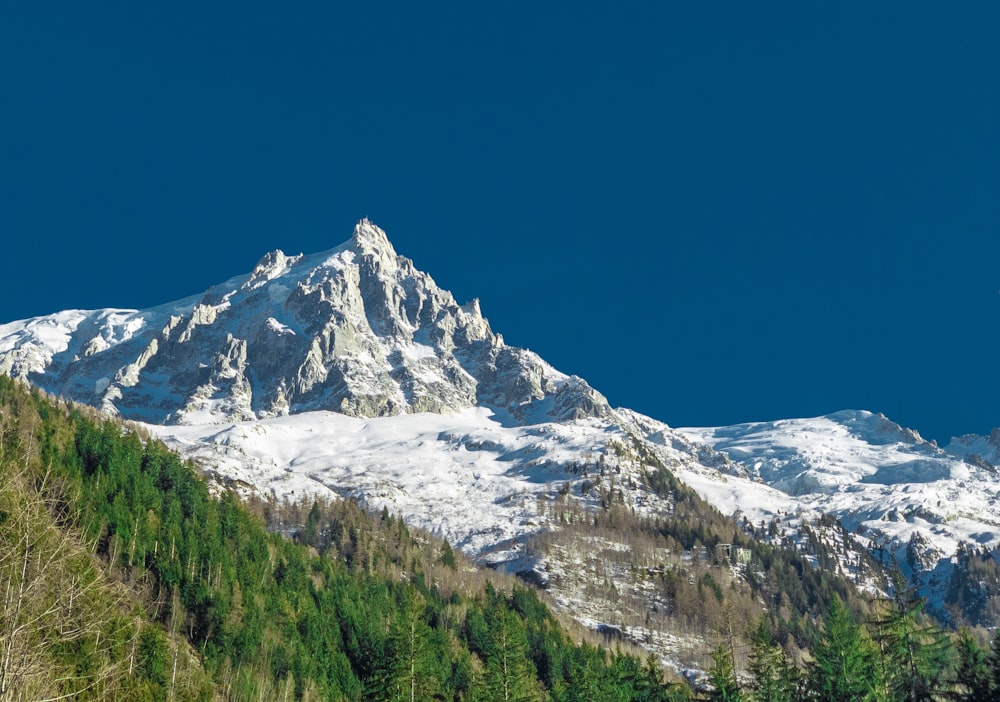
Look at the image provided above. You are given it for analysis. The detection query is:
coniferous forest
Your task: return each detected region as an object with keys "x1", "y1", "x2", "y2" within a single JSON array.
[
  {"x1": 0, "y1": 376, "x2": 686, "y2": 700},
  {"x1": 3, "y1": 374, "x2": 1000, "y2": 700}
]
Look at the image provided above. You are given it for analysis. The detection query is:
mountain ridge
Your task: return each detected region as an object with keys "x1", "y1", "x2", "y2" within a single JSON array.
[{"x1": 0, "y1": 219, "x2": 611, "y2": 427}]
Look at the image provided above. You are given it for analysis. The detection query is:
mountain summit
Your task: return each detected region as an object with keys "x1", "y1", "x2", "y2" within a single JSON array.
[{"x1": 0, "y1": 220, "x2": 609, "y2": 426}]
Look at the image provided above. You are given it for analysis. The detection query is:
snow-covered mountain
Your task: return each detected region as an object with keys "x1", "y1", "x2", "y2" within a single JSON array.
[
  {"x1": 680, "y1": 411, "x2": 1000, "y2": 620},
  {"x1": 0, "y1": 220, "x2": 745, "y2": 668},
  {"x1": 0, "y1": 219, "x2": 608, "y2": 427},
  {"x1": 0, "y1": 219, "x2": 727, "y2": 562},
  {"x1": 4, "y1": 219, "x2": 1000, "y2": 654}
]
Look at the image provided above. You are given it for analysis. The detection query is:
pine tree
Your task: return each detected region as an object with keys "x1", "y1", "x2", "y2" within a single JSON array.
[
  {"x1": 302, "y1": 499, "x2": 321, "y2": 547},
  {"x1": 440, "y1": 540, "x2": 457, "y2": 570},
  {"x1": 868, "y1": 585, "x2": 953, "y2": 701},
  {"x1": 807, "y1": 595, "x2": 880, "y2": 702},
  {"x1": 987, "y1": 628, "x2": 1000, "y2": 699},
  {"x1": 745, "y1": 617, "x2": 798, "y2": 702},
  {"x1": 707, "y1": 643, "x2": 742, "y2": 702},
  {"x1": 955, "y1": 630, "x2": 992, "y2": 702},
  {"x1": 370, "y1": 590, "x2": 441, "y2": 701},
  {"x1": 483, "y1": 602, "x2": 539, "y2": 702},
  {"x1": 614, "y1": 654, "x2": 692, "y2": 702}
]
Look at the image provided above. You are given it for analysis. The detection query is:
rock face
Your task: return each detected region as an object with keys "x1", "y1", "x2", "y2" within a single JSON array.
[{"x1": 0, "y1": 220, "x2": 610, "y2": 426}]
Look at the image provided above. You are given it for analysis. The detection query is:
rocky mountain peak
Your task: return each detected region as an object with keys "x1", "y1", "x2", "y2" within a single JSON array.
[
  {"x1": 989, "y1": 428, "x2": 1000, "y2": 449},
  {"x1": 461, "y1": 298, "x2": 482, "y2": 317},
  {"x1": 245, "y1": 249, "x2": 301, "y2": 290},
  {"x1": 351, "y1": 218, "x2": 396, "y2": 256},
  {"x1": 0, "y1": 220, "x2": 611, "y2": 427}
]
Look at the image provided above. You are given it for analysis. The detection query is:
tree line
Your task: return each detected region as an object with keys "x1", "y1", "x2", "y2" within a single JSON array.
[{"x1": 704, "y1": 586, "x2": 1000, "y2": 701}]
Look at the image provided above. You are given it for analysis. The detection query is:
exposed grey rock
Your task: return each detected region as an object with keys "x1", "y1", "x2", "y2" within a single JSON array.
[{"x1": 0, "y1": 219, "x2": 610, "y2": 426}]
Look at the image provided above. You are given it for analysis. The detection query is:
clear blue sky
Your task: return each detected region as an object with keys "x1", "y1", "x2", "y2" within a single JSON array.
[{"x1": 2, "y1": 4, "x2": 998, "y2": 443}]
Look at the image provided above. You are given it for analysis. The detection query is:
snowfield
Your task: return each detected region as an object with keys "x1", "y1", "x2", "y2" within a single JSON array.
[
  {"x1": 147, "y1": 408, "x2": 623, "y2": 563},
  {"x1": 680, "y1": 411, "x2": 1000, "y2": 610}
]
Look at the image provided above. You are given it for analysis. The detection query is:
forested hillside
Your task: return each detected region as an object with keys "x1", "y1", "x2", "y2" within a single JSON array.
[
  {"x1": 7, "y1": 375, "x2": 1000, "y2": 700},
  {"x1": 520, "y1": 435, "x2": 885, "y2": 668},
  {"x1": 0, "y1": 376, "x2": 688, "y2": 700}
]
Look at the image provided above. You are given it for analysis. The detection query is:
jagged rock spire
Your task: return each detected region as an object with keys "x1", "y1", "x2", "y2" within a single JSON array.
[
  {"x1": 0, "y1": 220, "x2": 611, "y2": 426},
  {"x1": 351, "y1": 218, "x2": 395, "y2": 255}
]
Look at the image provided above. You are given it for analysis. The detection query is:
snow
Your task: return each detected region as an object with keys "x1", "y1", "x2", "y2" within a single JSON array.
[
  {"x1": 315, "y1": 243, "x2": 354, "y2": 271},
  {"x1": 678, "y1": 412, "x2": 1000, "y2": 606},
  {"x1": 399, "y1": 342, "x2": 438, "y2": 362},
  {"x1": 0, "y1": 308, "x2": 153, "y2": 377},
  {"x1": 0, "y1": 310, "x2": 90, "y2": 354},
  {"x1": 266, "y1": 317, "x2": 295, "y2": 335},
  {"x1": 147, "y1": 408, "x2": 620, "y2": 559}
]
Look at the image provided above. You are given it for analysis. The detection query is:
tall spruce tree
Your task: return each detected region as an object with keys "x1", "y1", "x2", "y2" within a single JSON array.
[
  {"x1": 745, "y1": 617, "x2": 798, "y2": 702},
  {"x1": 370, "y1": 589, "x2": 442, "y2": 701},
  {"x1": 868, "y1": 586, "x2": 953, "y2": 702},
  {"x1": 707, "y1": 643, "x2": 742, "y2": 702},
  {"x1": 807, "y1": 595, "x2": 880, "y2": 702},
  {"x1": 987, "y1": 628, "x2": 1000, "y2": 699},
  {"x1": 483, "y1": 601, "x2": 540, "y2": 702},
  {"x1": 955, "y1": 630, "x2": 992, "y2": 702}
]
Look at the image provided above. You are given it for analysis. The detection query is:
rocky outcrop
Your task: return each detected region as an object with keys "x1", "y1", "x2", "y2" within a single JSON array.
[{"x1": 0, "y1": 219, "x2": 611, "y2": 426}]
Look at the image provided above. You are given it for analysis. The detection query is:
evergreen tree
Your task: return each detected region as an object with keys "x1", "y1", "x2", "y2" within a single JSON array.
[
  {"x1": 440, "y1": 539, "x2": 457, "y2": 570},
  {"x1": 745, "y1": 617, "x2": 798, "y2": 702},
  {"x1": 483, "y1": 601, "x2": 540, "y2": 702},
  {"x1": 371, "y1": 589, "x2": 442, "y2": 701},
  {"x1": 954, "y1": 630, "x2": 992, "y2": 702},
  {"x1": 988, "y1": 628, "x2": 1000, "y2": 698},
  {"x1": 707, "y1": 643, "x2": 742, "y2": 702},
  {"x1": 807, "y1": 595, "x2": 880, "y2": 702},
  {"x1": 867, "y1": 586, "x2": 953, "y2": 702},
  {"x1": 614, "y1": 654, "x2": 693, "y2": 702},
  {"x1": 302, "y1": 499, "x2": 321, "y2": 547}
]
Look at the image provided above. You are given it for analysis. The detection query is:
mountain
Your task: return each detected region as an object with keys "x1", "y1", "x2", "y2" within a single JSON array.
[
  {"x1": 3, "y1": 221, "x2": 750, "y2": 669},
  {"x1": 680, "y1": 411, "x2": 1000, "y2": 624},
  {"x1": 947, "y1": 428, "x2": 1000, "y2": 468},
  {"x1": 0, "y1": 219, "x2": 608, "y2": 427},
  {"x1": 3, "y1": 219, "x2": 999, "y2": 666},
  {"x1": 0, "y1": 220, "x2": 718, "y2": 564}
]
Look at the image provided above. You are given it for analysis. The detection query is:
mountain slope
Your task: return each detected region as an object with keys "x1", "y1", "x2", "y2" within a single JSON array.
[
  {"x1": 4, "y1": 220, "x2": 775, "y2": 668},
  {"x1": 679, "y1": 411, "x2": 1000, "y2": 623},
  {"x1": 0, "y1": 376, "x2": 694, "y2": 700}
]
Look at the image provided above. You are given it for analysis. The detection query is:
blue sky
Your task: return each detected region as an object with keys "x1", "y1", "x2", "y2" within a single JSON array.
[{"x1": 2, "y1": 4, "x2": 998, "y2": 443}]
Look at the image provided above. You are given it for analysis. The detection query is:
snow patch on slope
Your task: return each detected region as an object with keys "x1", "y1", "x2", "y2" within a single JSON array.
[
  {"x1": 679, "y1": 412, "x2": 1000, "y2": 610},
  {"x1": 147, "y1": 408, "x2": 620, "y2": 559}
]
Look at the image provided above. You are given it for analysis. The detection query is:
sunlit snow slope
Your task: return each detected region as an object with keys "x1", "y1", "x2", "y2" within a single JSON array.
[
  {"x1": 150, "y1": 408, "x2": 674, "y2": 564},
  {"x1": 680, "y1": 411, "x2": 1000, "y2": 611}
]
